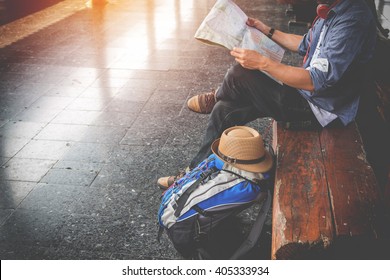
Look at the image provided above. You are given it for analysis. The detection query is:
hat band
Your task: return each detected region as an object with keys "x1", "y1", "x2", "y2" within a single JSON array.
[{"x1": 217, "y1": 149, "x2": 266, "y2": 165}]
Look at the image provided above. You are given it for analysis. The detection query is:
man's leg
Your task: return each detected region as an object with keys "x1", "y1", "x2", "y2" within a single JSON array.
[
  {"x1": 189, "y1": 100, "x2": 260, "y2": 168},
  {"x1": 190, "y1": 64, "x2": 318, "y2": 167},
  {"x1": 217, "y1": 64, "x2": 312, "y2": 120},
  {"x1": 158, "y1": 64, "x2": 317, "y2": 188}
]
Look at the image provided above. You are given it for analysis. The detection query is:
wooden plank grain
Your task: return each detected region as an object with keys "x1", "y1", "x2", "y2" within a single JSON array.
[
  {"x1": 272, "y1": 123, "x2": 333, "y2": 259},
  {"x1": 375, "y1": 81, "x2": 390, "y2": 125},
  {"x1": 320, "y1": 122, "x2": 381, "y2": 238}
]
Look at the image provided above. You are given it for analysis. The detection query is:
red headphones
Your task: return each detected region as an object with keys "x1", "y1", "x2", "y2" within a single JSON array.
[
  {"x1": 316, "y1": 0, "x2": 341, "y2": 19},
  {"x1": 303, "y1": 0, "x2": 342, "y2": 64}
]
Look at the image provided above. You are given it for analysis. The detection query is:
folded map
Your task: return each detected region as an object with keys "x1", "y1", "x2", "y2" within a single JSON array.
[{"x1": 194, "y1": 0, "x2": 285, "y2": 63}]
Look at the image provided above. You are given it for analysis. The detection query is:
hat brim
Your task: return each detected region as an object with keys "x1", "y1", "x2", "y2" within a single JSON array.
[{"x1": 211, "y1": 138, "x2": 274, "y2": 173}]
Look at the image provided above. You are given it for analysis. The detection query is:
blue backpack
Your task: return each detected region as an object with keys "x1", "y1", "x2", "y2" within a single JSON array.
[{"x1": 157, "y1": 154, "x2": 272, "y2": 259}]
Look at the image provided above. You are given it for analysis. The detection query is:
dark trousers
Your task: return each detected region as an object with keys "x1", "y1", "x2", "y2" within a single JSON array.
[{"x1": 189, "y1": 64, "x2": 319, "y2": 168}]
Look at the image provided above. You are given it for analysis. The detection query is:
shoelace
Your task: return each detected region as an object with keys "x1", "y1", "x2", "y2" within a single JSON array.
[{"x1": 202, "y1": 90, "x2": 216, "y2": 112}]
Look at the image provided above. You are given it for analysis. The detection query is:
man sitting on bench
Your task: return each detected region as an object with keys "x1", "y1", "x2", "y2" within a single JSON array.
[{"x1": 157, "y1": 0, "x2": 377, "y2": 189}]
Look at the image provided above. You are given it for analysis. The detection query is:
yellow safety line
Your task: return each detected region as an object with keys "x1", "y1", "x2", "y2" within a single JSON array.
[{"x1": 0, "y1": 0, "x2": 89, "y2": 48}]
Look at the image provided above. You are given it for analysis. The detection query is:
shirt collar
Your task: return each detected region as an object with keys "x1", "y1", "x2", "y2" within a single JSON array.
[{"x1": 330, "y1": 0, "x2": 350, "y2": 17}]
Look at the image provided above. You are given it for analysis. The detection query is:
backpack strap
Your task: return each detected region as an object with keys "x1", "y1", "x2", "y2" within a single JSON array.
[
  {"x1": 191, "y1": 205, "x2": 212, "y2": 217},
  {"x1": 229, "y1": 189, "x2": 272, "y2": 260},
  {"x1": 157, "y1": 225, "x2": 164, "y2": 243},
  {"x1": 173, "y1": 167, "x2": 217, "y2": 218}
]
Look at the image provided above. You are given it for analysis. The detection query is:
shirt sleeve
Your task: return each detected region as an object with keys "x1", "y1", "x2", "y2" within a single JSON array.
[
  {"x1": 298, "y1": 32, "x2": 310, "y2": 57},
  {"x1": 308, "y1": 15, "x2": 374, "y2": 93}
]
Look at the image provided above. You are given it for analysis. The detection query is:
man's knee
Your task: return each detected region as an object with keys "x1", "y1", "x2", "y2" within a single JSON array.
[
  {"x1": 210, "y1": 100, "x2": 258, "y2": 127},
  {"x1": 225, "y1": 64, "x2": 265, "y2": 89}
]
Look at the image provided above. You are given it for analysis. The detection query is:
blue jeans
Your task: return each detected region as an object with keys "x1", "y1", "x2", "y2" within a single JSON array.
[{"x1": 189, "y1": 64, "x2": 318, "y2": 168}]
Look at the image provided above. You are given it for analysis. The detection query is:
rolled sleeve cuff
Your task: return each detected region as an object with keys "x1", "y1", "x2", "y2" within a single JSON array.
[{"x1": 307, "y1": 66, "x2": 328, "y2": 93}]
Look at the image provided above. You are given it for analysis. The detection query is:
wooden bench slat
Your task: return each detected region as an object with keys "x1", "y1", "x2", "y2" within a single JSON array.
[
  {"x1": 272, "y1": 122, "x2": 333, "y2": 259},
  {"x1": 320, "y1": 123, "x2": 381, "y2": 237},
  {"x1": 272, "y1": 121, "x2": 388, "y2": 259}
]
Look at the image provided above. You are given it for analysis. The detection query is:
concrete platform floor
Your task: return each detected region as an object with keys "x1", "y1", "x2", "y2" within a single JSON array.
[
  {"x1": 0, "y1": 0, "x2": 292, "y2": 260},
  {"x1": 1, "y1": 0, "x2": 387, "y2": 260}
]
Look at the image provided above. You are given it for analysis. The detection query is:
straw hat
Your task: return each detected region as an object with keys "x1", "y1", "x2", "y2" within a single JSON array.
[{"x1": 211, "y1": 126, "x2": 273, "y2": 173}]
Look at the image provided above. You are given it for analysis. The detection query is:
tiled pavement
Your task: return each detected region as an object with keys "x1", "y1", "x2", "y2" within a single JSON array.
[
  {"x1": 0, "y1": 0, "x2": 290, "y2": 260},
  {"x1": 0, "y1": 0, "x2": 387, "y2": 260}
]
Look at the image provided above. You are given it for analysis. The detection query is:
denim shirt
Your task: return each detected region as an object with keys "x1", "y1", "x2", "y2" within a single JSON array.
[{"x1": 297, "y1": 0, "x2": 376, "y2": 126}]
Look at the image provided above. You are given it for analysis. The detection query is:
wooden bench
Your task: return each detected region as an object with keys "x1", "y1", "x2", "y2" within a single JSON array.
[
  {"x1": 271, "y1": 120, "x2": 390, "y2": 259},
  {"x1": 376, "y1": 80, "x2": 390, "y2": 207}
]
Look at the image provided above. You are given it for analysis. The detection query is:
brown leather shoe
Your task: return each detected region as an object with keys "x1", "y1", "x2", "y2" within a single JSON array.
[
  {"x1": 157, "y1": 176, "x2": 175, "y2": 190},
  {"x1": 157, "y1": 167, "x2": 189, "y2": 190},
  {"x1": 187, "y1": 90, "x2": 217, "y2": 114}
]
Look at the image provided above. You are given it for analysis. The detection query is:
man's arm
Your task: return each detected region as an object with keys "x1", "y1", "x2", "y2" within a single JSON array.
[
  {"x1": 247, "y1": 18, "x2": 303, "y2": 52},
  {"x1": 231, "y1": 47, "x2": 314, "y2": 91}
]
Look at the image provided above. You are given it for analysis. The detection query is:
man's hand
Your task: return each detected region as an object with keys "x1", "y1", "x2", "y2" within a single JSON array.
[
  {"x1": 247, "y1": 17, "x2": 303, "y2": 53},
  {"x1": 230, "y1": 48, "x2": 314, "y2": 91},
  {"x1": 246, "y1": 18, "x2": 269, "y2": 35},
  {"x1": 230, "y1": 47, "x2": 267, "y2": 71}
]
